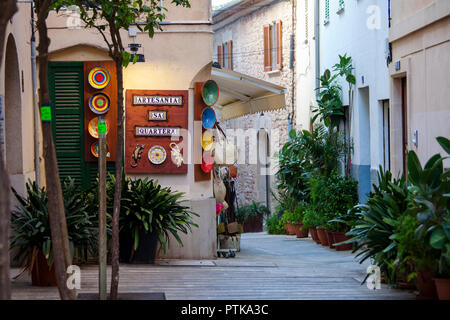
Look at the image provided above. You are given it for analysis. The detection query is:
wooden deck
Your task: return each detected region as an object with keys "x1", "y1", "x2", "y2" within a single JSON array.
[{"x1": 10, "y1": 233, "x2": 416, "y2": 300}]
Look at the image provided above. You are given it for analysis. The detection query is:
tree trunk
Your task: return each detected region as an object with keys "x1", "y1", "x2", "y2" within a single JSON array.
[
  {"x1": 35, "y1": 0, "x2": 75, "y2": 300},
  {"x1": 110, "y1": 57, "x2": 124, "y2": 300},
  {"x1": 0, "y1": 0, "x2": 17, "y2": 301}
]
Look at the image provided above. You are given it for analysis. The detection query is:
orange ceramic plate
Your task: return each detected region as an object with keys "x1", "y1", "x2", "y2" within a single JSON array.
[{"x1": 88, "y1": 117, "x2": 109, "y2": 139}]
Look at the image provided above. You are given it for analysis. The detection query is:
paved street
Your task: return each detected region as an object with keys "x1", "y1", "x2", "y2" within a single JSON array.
[{"x1": 11, "y1": 232, "x2": 416, "y2": 300}]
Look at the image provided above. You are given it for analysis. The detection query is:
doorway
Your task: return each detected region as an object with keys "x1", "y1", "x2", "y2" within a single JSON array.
[
  {"x1": 401, "y1": 78, "x2": 408, "y2": 174},
  {"x1": 4, "y1": 34, "x2": 23, "y2": 176}
]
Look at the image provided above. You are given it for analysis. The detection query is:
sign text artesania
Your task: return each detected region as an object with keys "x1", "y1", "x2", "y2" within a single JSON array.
[
  {"x1": 133, "y1": 95, "x2": 183, "y2": 106},
  {"x1": 135, "y1": 126, "x2": 181, "y2": 137}
]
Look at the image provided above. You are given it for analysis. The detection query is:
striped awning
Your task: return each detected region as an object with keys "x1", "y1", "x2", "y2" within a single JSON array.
[{"x1": 211, "y1": 67, "x2": 286, "y2": 121}]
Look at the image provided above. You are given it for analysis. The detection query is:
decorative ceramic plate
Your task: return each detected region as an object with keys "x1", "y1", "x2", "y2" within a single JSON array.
[
  {"x1": 201, "y1": 80, "x2": 219, "y2": 106},
  {"x1": 88, "y1": 66, "x2": 110, "y2": 89},
  {"x1": 89, "y1": 93, "x2": 110, "y2": 114},
  {"x1": 201, "y1": 151, "x2": 214, "y2": 173},
  {"x1": 148, "y1": 145, "x2": 167, "y2": 165},
  {"x1": 88, "y1": 117, "x2": 109, "y2": 139},
  {"x1": 91, "y1": 142, "x2": 110, "y2": 158},
  {"x1": 201, "y1": 107, "x2": 216, "y2": 130},
  {"x1": 201, "y1": 130, "x2": 214, "y2": 151},
  {"x1": 91, "y1": 142, "x2": 99, "y2": 158}
]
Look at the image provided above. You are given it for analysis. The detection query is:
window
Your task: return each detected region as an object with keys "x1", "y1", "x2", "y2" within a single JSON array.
[
  {"x1": 324, "y1": 0, "x2": 330, "y2": 24},
  {"x1": 217, "y1": 40, "x2": 233, "y2": 70},
  {"x1": 337, "y1": 0, "x2": 345, "y2": 13},
  {"x1": 263, "y1": 20, "x2": 282, "y2": 72}
]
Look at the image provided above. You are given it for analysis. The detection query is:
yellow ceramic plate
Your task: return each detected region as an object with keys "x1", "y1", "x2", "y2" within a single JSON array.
[
  {"x1": 88, "y1": 66, "x2": 110, "y2": 90},
  {"x1": 201, "y1": 130, "x2": 214, "y2": 151}
]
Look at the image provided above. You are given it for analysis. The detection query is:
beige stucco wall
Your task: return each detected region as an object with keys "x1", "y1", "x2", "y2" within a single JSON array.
[
  {"x1": 389, "y1": 0, "x2": 450, "y2": 175},
  {"x1": 45, "y1": 1, "x2": 214, "y2": 201},
  {"x1": 0, "y1": 3, "x2": 36, "y2": 197},
  {"x1": 213, "y1": 0, "x2": 294, "y2": 211},
  {"x1": 0, "y1": 0, "x2": 216, "y2": 259}
]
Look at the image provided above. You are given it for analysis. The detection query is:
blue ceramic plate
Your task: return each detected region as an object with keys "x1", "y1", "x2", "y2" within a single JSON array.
[{"x1": 201, "y1": 107, "x2": 216, "y2": 130}]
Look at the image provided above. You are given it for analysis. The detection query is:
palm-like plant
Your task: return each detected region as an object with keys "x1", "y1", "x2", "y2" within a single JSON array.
[
  {"x1": 10, "y1": 178, "x2": 96, "y2": 274},
  {"x1": 346, "y1": 167, "x2": 409, "y2": 283},
  {"x1": 119, "y1": 177, "x2": 199, "y2": 255}
]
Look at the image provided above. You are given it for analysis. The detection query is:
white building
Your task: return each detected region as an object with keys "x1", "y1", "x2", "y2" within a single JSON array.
[{"x1": 319, "y1": 0, "x2": 391, "y2": 201}]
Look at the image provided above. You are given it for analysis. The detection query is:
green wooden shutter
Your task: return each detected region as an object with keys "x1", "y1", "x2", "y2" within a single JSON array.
[
  {"x1": 324, "y1": 0, "x2": 330, "y2": 23},
  {"x1": 49, "y1": 62, "x2": 85, "y2": 186},
  {"x1": 49, "y1": 62, "x2": 116, "y2": 189}
]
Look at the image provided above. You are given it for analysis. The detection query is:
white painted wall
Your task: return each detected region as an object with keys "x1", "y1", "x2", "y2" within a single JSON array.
[
  {"x1": 319, "y1": 0, "x2": 390, "y2": 194},
  {"x1": 295, "y1": 0, "x2": 316, "y2": 131}
]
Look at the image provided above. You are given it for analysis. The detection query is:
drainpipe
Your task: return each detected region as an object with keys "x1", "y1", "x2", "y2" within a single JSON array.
[
  {"x1": 314, "y1": 0, "x2": 320, "y2": 100},
  {"x1": 288, "y1": 0, "x2": 296, "y2": 133},
  {"x1": 30, "y1": 2, "x2": 40, "y2": 187}
]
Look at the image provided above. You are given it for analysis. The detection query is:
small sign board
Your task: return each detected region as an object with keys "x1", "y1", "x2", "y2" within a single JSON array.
[
  {"x1": 148, "y1": 110, "x2": 167, "y2": 121},
  {"x1": 135, "y1": 126, "x2": 180, "y2": 137}
]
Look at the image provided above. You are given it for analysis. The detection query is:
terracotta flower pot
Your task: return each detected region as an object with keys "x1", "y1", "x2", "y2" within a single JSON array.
[
  {"x1": 326, "y1": 230, "x2": 335, "y2": 248},
  {"x1": 285, "y1": 223, "x2": 296, "y2": 235},
  {"x1": 310, "y1": 227, "x2": 320, "y2": 244},
  {"x1": 332, "y1": 232, "x2": 353, "y2": 251},
  {"x1": 416, "y1": 270, "x2": 438, "y2": 300},
  {"x1": 316, "y1": 228, "x2": 329, "y2": 246},
  {"x1": 31, "y1": 250, "x2": 57, "y2": 287},
  {"x1": 433, "y1": 278, "x2": 450, "y2": 300},
  {"x1": 295, "y1": 223, "x2": 309, "y2": 238}
]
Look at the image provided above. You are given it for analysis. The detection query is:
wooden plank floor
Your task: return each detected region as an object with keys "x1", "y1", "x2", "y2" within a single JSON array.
[{"x1": 10, "y1": 233, "x2": 416, "y2": 300}]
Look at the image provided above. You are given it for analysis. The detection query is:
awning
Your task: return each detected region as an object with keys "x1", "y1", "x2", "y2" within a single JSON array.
[{"x1": 211, "y1": 67, "x2": 286, "y2": 121}]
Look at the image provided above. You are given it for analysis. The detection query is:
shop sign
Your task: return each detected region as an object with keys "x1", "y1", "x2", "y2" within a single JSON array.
[
  {"x1": 133, "y1": 95, "x2": 183, "y2": 106},
  {"x1": 135, "y1": 126, "x2": 180, "y2": 137},
  {"x1": 126, "y1": 90, "x2": 188, "y2": 174},
  {"x1": 148, "y1": 110, "x2": 167, "y2": 121}
]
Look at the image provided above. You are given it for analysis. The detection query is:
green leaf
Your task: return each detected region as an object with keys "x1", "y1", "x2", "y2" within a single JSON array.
[
  {"x1": 436, "y1": 136, "x2": 450, "y2": 155},
  {"x1": 430, "y1": 228, "x2": 446, "y2": 250},
  {"x1": 346, "y1": 74, "x2": 356, "y2": 85},
  {"x1": 407, "y1": 150, "x2": 422, "y2": 185}
]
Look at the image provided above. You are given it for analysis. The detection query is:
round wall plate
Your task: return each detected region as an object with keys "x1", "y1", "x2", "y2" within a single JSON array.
[
  {"x1": 88, "y1": 66, "x2": 110, "y2": 89},
  {"x1": 201, "y1": 107, "x2": 216, "y2": 130},
  {"x1": 201, "y1": 80, "x2": 219, "y2": 106},
  {"x1": 201, "y1": 130, "x2": 214, "y2": 151},
  {"x1": 201, "y1": 151, "x2": 214, "y2": 173},
  {"x1": 89, "y1": 93, "x2": 110, "y2": 114},
  {"x1": 91, "y1": 142, "x2": 109, "y2": 158},
  {"x1": 88, "y1": 117, "x2": 109, "y2": 139},
  {"x1": 148, "y1": 145, "x2": 167, "y2": 165}
]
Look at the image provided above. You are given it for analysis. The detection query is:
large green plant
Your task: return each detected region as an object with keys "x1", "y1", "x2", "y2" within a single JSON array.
[
  {"x1": 309, "y1": 170, "x2": 358, "y2": 231},
  {"x1": 10, "y1": 178, "x2": 96, "y2": 274},
  {"x1": 407, "y1": 136, "x2": 450, "y2": 277},
  {"x1": 119, "y1": 177, "x2": 199, "y2": 254},
  {"x1": 313, "y1": 54, "x2": 355, "y2": 129},
  {"x1": 346, "y1": 167, "x2": 409, "y2": 284},
  {"x1": 235, "y1": 201, "x2": 270, "y2": 224}
]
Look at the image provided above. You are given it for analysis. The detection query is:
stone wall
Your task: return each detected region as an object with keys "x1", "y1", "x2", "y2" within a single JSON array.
[{"x1": 213, "y1": 1, "x2": 295, "y2": 212}]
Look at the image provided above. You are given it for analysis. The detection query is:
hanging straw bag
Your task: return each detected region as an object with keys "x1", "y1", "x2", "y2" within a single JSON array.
[{"x1": 213, "y1": 170, "x2": 226, "y2": 204}]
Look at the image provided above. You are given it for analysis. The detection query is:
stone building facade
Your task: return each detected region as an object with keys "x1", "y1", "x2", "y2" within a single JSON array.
[{"x1": 213, "y1": 0, "x2": 296, "y2": 211}]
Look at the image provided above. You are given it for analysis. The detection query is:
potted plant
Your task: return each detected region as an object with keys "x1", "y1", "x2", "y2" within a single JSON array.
[
  {"x1": 280, "y1": 210, "x2": 297, "y2": 235},
  {"x1": 235, "y1": 201, "x2": 270, "y2": 233},
  {"x1": 407, "y1": 137, "x2": 450, "y2": 300},
  {"x1": 290, "y1": 204, "x2": 308, "y2": 238},
  {"x1": 118, "y1": 177, "x2": 199, "y2": 264},
  {"x1": 303, "y1": 206, "x2": 320, "y2": 244},
  {"x1": 10, "y1": 178, "x2": 96, "y2": 286}
]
